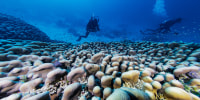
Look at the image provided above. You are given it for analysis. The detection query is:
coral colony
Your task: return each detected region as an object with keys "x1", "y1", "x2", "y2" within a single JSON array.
[
  {"x1": 187, "y1": 69, "x2": 200, "y2": 79},
  {"x1": 0, "y1": 39, "x2": 200, "y2": 100}
]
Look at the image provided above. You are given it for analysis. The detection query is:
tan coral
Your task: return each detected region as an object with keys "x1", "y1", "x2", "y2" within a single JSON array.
[
  {"x1": 141, "y1": 70, "x2": 151, "y2": 78},
  {"x1": 31, "y1": 63, "x2": 54, "y2": 72},
  {"x1": 95, "y1": 71, "x2": 104, "y2": 80},
  {"x1": 129, "y1": 50, "x2": 136, "y2": 55},
  {"x1": 103, "y1": 87, "x2": 112, "y2": 99},
  {"x1": 103, "y1": 55, "x2": 112, "y2": 63},
  {"x1": 153, "y1": 74, "x2": 164, "y2": 82},
  {"x1": 120, "y1": 63, "x2": 128, "y2": 73},
  {"x1": 101, "y1": 75, "x2": 113, "y2": 88},
  {"x1": 121, "y1": 70, "x2": 140, "y2": 84},
  {"x1": 128, "y1": 66, "x2": 134, "y2": 71},
  {"x1": 113, "y1": 77, "x2": 122, "y2": 89},
  {"x1": 142, "y1": 83, "x2": 155, "y2": 100},
  {"x1": 6, "y1": 60, "x2": 23, "y2": 72},
  {"x1": 149, "y1": 62, "x2": 156, "y2": 69},
  {"x1": 8, "y1": 67, "x2": 29, "y2": 76},
  {"x1": 67, "y1": 67, "x2": 86, "y2": 82},
  {"x1": 0, "y1": 61, "x2": 9, "y2": 67},
  {"x1": 33, "y1": 60, "x2": 43, "y2": 66},
  {"x1": 189, "y1": 79, "x2": 200, "y2": 88},
  {"x1": 105, "y1": 67, "x2": 115, "y2": 75},
  {"x1": 151, "y1": 81, "x2": 162, "y2": 99},
  {"x1": 91, "y1": 53, "x2": 104, "y2": 63},
  {"x1": 39, "y1": 56, "x2": 53, "y2": 63},
  {"x1": 0, "y1": 80, "x2": 16, "y2": 89},
  {"x1": 45, "y1": 68, "x2": 67, "y2": 85},
  {"x1": 169, "y1": 80, "x2": 184, "y2": 89},
  {"x1": 100, "y1": 64, "x2": 106, "y2": 73},
  {"x1": 139, "y1": 64, "x2": 145, "y2": 69},
  {"x1": 85, "y1": 64, "x2": 100, "y2": 75},
  {"x1": 142, "y1": 76, "x2": 153, "y2": 83},
  {"x1": 164, "y1": 73, "x2": 175, "y2": 82},
  {"x1": 88, "y1": 75, "x2": 96, "y2": 93},
  {"x1": 93, "y1": 86, "x2": 101, "y2": 97},
  {"x1": 164, "y1": 87, "x2": 192, "y2": 100},
  {"x1": 111, "y1": 71, "x2": 118, "y2": 78},
  {"x1": 101, "y1": 61, "x2": 107, "y2": 66},
  {"x1": 62, "y1": 83, "x2": 82, "y2": 100},
  {"x1": 166, "y1": 59, "x2": 177, "y2": 67},
  {"x1": 111, "y1": 56, "x2": 123, "y2": 62},
  {"x1": 143, "y1": 83, "x2": 153, "y2": 91},
  {"x1": 173, "y1": 66, "x2": 200, "y2": 77},
  {"x1": 134, "y1": 66, "x2": 139, "y2": 70},
  {"x1": 112, "y1": 62, "x2": 119, "y2": 67},
  {"x1": 144, "y1": 68, "x2": 155, "y2": 77},
  {"x1": 19, "y1": 78, "x2": 43, "y2": 92},
  {"x1": 162, "y1": 82, "x2": 171, "y2": 90}
]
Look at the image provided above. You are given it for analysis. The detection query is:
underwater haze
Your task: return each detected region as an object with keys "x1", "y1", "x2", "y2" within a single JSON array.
[
  {"x1": 1, "y1": 1, "x2": 200, "y2": 100},
  {"x1": 0, "y1": 0, "x2": 200, "y2": 43}
]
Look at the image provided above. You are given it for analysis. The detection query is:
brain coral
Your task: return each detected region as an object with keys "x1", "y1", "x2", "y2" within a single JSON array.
[{"x1": 0, "y1": 13, "x2": 51, "y2": 42}]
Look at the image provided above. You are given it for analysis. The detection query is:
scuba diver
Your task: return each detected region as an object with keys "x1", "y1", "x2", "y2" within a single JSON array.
[
  {"x1": 76, "y1": 16, "x2": 100, "y2": 41},
  {"x1": 140, "y1": 18, "x2": 182, "y2": 35}
]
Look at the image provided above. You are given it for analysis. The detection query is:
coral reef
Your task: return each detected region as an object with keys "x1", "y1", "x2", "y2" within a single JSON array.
[
  {"x1": 0, "y1": 39, "x2": 200, "y2": 100},
  {"x1": 0, "y1": 13, "x2": 65, "y2": 43}
]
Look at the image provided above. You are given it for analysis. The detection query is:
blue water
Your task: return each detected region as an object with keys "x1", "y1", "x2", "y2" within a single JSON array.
[{"x1": 0, "y1": 0, "x2": 200, "y2": 44}]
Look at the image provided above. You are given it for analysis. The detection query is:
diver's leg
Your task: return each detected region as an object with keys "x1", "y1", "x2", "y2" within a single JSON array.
[
  {"x1": 81, "y1": 31, "x2": 90, "y2": 38},
  {"x1": 76, "y1": 32, "x2": 90, "y2": 41},
  {"x1": 76, "y1": 36, "x2": 82, "y2": 41},
  {"x1": 85, "y1": 31, "x2": 90, "y2": 38}
]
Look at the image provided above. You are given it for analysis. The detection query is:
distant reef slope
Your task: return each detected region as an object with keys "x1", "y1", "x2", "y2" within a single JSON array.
[{"x1": 0, "y1": 13, "x2": 51, "y2": 42}]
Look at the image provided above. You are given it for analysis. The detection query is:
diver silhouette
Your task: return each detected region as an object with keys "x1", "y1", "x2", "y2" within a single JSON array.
[
  {"x1": 76, "y1": 16, "x2": 100, "y2": 41},
  {"x1": 140, "y1": 18, "x2": 182, "y2": 35}
]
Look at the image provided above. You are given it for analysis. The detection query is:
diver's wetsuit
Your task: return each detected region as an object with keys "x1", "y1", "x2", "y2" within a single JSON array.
[
  {"x1": 76, "y1": 17, "x2": 100, "y2": 41},
  {"x1": 141, "y1": 18, "x2": 182, "y2": 35}
]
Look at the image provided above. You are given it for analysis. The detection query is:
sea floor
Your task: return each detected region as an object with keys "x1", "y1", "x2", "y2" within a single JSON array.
[{"x1": 0, "y1": 39, "x2": 200, "y2": 100}]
